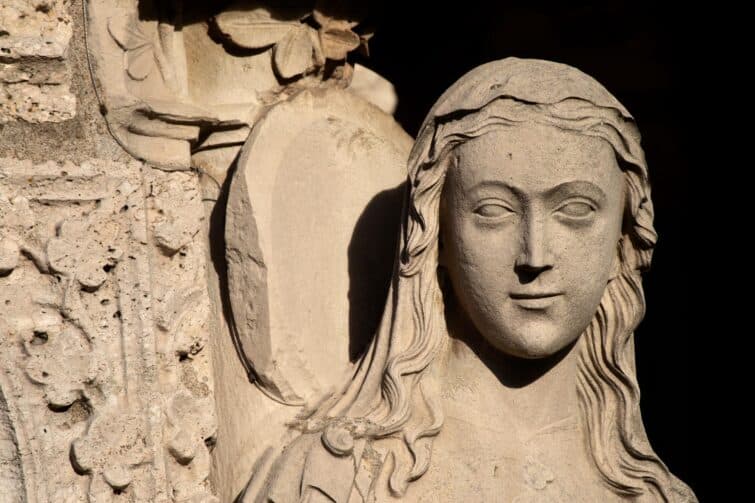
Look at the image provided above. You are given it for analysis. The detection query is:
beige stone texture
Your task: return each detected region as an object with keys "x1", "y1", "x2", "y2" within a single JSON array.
[
  {"x1": 0, "y1": 0, "x2": 127, "y2": 163},
  {"x1": 0, "y1": 158, "x2": 217, "y2": 502},
  {"x1": 0, "y1": 0, "x2": 76, "y2": 123}
]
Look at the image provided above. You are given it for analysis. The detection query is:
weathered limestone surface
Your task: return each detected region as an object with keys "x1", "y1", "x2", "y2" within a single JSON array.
[
  {"x1": 0, "y1": 0, "x2": 76, "y2": 123},
  {"x1": 0, "y1": 0, "x2": 127, "y2": 164},
  {"x1": 0, "y1": 158, "x2": 216, "y2": 502}
]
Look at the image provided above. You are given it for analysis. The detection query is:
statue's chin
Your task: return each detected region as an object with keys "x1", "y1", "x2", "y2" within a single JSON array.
[{"x1": 485, "y1": 325, "x2": 582, "y2": 360}]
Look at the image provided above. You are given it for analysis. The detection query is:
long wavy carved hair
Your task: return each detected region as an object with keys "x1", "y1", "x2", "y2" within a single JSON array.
[{"x1": 304, "y1": 59, "x2": 695, "y2": 502}]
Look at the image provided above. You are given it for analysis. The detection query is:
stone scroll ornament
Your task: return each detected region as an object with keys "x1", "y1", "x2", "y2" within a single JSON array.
[{"x1": 236, "y1": 58, "x2": 699, "y2": 502}]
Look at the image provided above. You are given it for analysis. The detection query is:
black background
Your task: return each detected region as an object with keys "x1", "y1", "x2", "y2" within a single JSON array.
[{"x1": 355, "y1": 2, "x2": 704, "y2": 499}]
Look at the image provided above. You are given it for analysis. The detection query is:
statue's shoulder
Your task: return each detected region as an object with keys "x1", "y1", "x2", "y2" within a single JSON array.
[{"x1": 239, "y1": 425, "x2": 384, "y2": 503}]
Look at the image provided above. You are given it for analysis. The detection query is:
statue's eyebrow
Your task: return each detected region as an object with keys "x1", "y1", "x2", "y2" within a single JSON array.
[
  {"x1": 543, "y1": 181, "x2": 607, "y2": 205},
  {"x1": 467, "y1": 179, "x2": 525, "y2": 201}
]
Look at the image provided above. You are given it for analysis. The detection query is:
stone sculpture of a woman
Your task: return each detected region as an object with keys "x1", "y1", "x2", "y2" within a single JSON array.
[{"x1": 239, "y1": 57, "x2": 697, "y2": 502}]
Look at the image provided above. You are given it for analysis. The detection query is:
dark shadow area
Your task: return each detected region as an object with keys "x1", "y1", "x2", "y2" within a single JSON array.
[
  {"x1": 514, "y1": 264, "x2": 553, "y2": 285},
  {"x1": 137, "y1": 1, "x2": 232, "y2": 25},
  {"x1": 347, "y1": 182, "x2": 406, "y2": 362}
]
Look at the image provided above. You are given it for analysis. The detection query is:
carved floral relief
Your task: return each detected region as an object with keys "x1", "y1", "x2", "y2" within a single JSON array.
[{"x1": 0, "y1": 159, "x2": 216, "y2": 502}]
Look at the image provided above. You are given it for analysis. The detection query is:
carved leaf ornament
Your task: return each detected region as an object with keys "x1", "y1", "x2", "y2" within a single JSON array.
[
  {"x1": 107, "y1": 17, "x2": 155, "y2": 81},
  {"x1": 213, "y1": 2, "x2": 369, "y2": 79}
]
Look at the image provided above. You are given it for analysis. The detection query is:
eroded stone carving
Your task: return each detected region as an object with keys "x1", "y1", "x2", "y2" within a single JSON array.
[
  {"x1": 0, "y1": 159, "x2": 216, "y2": 502},
  {"x1": 237, "y1": 58, "x2": 698, "y2": 502},
  {"x1": 143, "y1": 167, "x2": 218, "y2": 503},
  {"x1": 0, "y1": 380, "x2": 28, "y2": 502},
  {"x1": 212, "y1": 2, "x2": 371, "y2": 80},
  {"x1": 70, "y1": 3, "x2": 406, "y2": 498}
]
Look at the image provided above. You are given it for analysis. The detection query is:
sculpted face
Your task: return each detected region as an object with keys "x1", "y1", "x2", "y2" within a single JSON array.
[{"x1": 440, "y1": 122, "x2": 626, "y2": 359}]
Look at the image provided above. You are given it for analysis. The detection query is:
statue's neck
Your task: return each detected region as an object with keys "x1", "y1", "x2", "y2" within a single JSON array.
[{"x1": 441, "y1": 307, "x2": 581, "y2": 438}]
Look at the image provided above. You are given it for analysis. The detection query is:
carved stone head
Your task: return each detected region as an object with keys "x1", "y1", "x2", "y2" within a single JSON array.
[{"x1": 253, "y1": 58, "x2": 695, "y2": 503}]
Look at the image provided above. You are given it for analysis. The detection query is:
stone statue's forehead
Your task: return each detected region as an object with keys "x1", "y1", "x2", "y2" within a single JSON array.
[{"x1": 450, "y1": 123, "x2": 620, "y2": 194}]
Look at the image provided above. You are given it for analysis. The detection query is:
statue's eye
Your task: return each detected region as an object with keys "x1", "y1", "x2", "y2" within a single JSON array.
[
  {"x1": 474, "y1": 202, "x2": 514, "y2": 218},
  {"x1": 556, "y1": 201, "x2": 595, "y2": 218}
]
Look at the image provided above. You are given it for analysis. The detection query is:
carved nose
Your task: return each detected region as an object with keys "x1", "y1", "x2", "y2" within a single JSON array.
[{"x1": 514, "y1": 216, "x2": 553, "y2": 281}]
